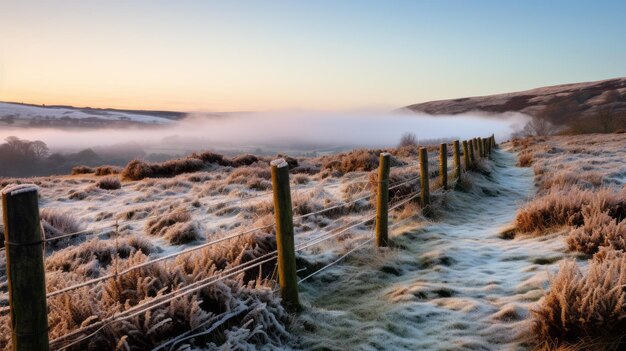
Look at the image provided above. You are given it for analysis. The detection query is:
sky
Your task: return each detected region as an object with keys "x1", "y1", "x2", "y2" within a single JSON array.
[{"x1": 1, "y1": 0, "x2": 625, "y2": 112}]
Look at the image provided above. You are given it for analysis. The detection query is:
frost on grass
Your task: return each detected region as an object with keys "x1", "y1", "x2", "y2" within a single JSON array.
[
  {"x1": 95, "y1": 176, "x2": 121, "y2": 190},
  {"x1": 144, "y1": 208, "x2": 203, "y2": 245},
  {"x1": 507, "y1": 134, "x2": 626, "y2": 349},
  {"x1": 532, "y1": 251, "x2": 626, "y2": 349},
  {"x1": 0, "y1": 232, "x2": 290, "y2": 351},
  {"x1": 40, "y1": 208, "x2": 85, "y2": 250}
]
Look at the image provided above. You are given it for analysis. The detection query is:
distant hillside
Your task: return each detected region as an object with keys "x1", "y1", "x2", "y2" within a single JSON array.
[
  {"x1": 404, "y1": 77, "x2": 626, "y2": 126},
  {"x1": 0, "y1": 101, "x2": 185, "y2": 128}
]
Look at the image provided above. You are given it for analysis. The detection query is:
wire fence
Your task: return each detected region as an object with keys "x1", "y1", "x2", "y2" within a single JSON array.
[{"x1": 0, "y1": 136, "x2": 497, "y2": 350}]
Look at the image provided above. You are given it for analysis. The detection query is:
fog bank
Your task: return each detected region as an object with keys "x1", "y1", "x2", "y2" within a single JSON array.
[{"x1": 0, "y1": 111, "x2": 529, "y2": 153}]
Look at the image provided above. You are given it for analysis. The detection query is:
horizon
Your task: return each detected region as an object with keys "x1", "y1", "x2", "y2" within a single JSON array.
[{"x1": 2, "y1": 1, "x2": 626, "y2": 112}]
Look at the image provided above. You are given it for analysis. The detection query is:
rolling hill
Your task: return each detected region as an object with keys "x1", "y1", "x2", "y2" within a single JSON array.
[{"x1": 404, "y1": 77, "x2": 626, "y2": 125}]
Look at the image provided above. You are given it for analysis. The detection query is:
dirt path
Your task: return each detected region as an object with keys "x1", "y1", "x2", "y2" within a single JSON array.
[{"x1": 296, "y1": 150, "x2": 568, "y2": 351}]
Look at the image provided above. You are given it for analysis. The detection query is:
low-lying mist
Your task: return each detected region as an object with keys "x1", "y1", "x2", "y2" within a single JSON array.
[{"x1": 0, "y1": 111, "x2": 529, "y2": 155}]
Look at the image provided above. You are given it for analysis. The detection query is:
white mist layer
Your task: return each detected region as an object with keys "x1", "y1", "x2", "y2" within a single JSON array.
[{"x1": 0, "y1": 111, "x2": 529, "y2": 151}]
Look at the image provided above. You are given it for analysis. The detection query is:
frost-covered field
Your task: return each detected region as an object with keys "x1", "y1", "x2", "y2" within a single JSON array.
[
  {"x1": 0, "y1": 102, "x2": 176, "y2": 125},
  {"x1": 0, "y1": 133, "x2": 624, "y2": 350},
  {"x1": 0, "y1": 146, "x2": 440, "y2": 350}
]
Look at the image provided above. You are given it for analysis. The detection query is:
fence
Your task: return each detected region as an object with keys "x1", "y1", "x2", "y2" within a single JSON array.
[{"x1": 0, "y1": 135, "x2": 497, "y2": 351}]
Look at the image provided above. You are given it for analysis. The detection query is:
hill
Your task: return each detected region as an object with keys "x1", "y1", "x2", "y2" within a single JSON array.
[
  {"x1": 404, "y1": 77, "x2": 626, "y2": 127},
  {"x1": 0, "y1": 101, "x2": 184, "y2": 128}
]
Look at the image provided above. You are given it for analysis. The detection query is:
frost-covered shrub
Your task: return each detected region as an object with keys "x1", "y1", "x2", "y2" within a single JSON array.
[
  {"x1": 231, "y1": 154, "x2": 259, "y2": 167},
  {"x1": 96, "y1": 176, "x2": 121, "y2": 190},
  {"x1": 45, "y1": 236, "x2": 154, "y2": 277},
  {"x1": 322, "y1": 149, "x2": 379, "y2": 174},
  {"x1": 196, "y1": 151, "x2": 232, "y2": 166},
  {"x1": 516, "y1": 187, "x2": 625, "y2": 233},
  {"x1": 40, "y1": 208, "x2": 84, "y2": 241},
  {"x1": 14, "y1": 231, "x2": 290, "y2": 351},
  {"x1": 121, "y1": 157, "x2": 205, "y2": 180},
  {"x1": 532, "y1": 252, "x2": 626, "y2": 348},
  {"x1": 566, "y1": 206, "x2": 626, "y2": 255},
  {"x1": 293, "y1": 174, "x2": 310, "y2": 184},
  {"x1": 71, "y1": 165, "x2": 95, "y2": 175},
  {"x1": 518, "y1": 152, "x2": 533, "y2": 167},
  {"x1": 121, "y1": 159, "x2": 153, "y2": 180},
  {"x1": 94, "y1": 165, "x2": 121, "y2": 176},
  {"x1": 145, "y1": 209, "x2": 201, "y2": 244}
]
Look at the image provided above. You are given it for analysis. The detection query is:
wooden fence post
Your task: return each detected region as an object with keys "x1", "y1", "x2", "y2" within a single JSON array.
[
  {"x1": 375, "y1": 153, "x2": 390, "y2": 247},
  {"x1": 478, "y1": 137, "x2": 484, "y2": 158},
  {"x1": 270, "y1": 159, "x2": 300, "y2": 311},
  {"x1": 462, "y1": 140, "x2": 470, "y2": 171},
  {"x1": 2, "y1": 184, "x2": 49, "y2": 351},
  {"x1": 453, "y1": 140, "x2": 461, "y2": 180},
  {"x1": 486, "y1": 138, "x2": 491, "y2": 156},
  {"x1": 468, "y1": 139, "x2": 476, "y2": 164},
  {"x1": 439, "y1": 143, "x2": 448, "y2": 190},
  {"x1": 419, "y1": 147, "x2": 430, "y2": 208}
]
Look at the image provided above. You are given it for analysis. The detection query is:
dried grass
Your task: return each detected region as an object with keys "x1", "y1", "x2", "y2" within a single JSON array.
[
  {"x1": 0, "y1": 232, "x2": 291, "y2": 351},
  {"x1": 531, "y1": 252, "x2": 626, "y2": 349},
  {"x1": 144, "y1": 208, "x2": 202, "y2": 245},
  {"x1": 94, "y1": 165, "x2": 121, "y2": 176},
  {"x1": 96, "y1": 176, "x2": 121, "y2": 190},
  {"x1": 516, "y1": 187, "x2": 626, "y2": 234},
  {"x1": 566, "y1": 206, "x2": 626, "y2": 255},
  {"x1": 71, "y1": 165, "x2": 95, "y2": 175}
]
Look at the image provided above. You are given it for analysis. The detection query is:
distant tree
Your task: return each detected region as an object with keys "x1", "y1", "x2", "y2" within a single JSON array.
[
  {"x1": 31, "y1": 140, "x2": 50, "y2": 159},
  {"x1": 522, "y1": 116, "x2": 556, "y2": 136},
  {"x1": 398, "y1": 132, "x2": 418, "y2": 148}
]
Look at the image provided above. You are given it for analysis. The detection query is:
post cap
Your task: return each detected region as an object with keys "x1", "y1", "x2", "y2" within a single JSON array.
[
  {"x1": 270, "y1": 158, "x2": 289, "y2": 168},
  {"x1": 2, "y1": 184, "x2": 38, "y2": 197}
]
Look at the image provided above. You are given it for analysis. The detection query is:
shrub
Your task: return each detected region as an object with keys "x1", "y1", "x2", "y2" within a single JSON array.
[
  {"x1": 94, "y1": 165, "x2": 121, "y2": 176},
  {"x1": 196, "y1": 151, "x2": 232, "y2": 166},
  {"x1": 518, "y1": 152, "x2": 533, "y2": 167},
  {"x1": 515, "y1": 187, "x2": 625, "y2": 233},
  {"x1": 532, "y1": 253, "x2": 626, "y2": 348},
  {"x1": 145, "y1": 208, "x2": 201, "y2": 244},
  {"x1": 121, "y1": 157, "x2": 205, "y2": 180},
  {"x1": 40, "y1": 208, "x2": 84, "y2": 238},
  {"x1": 293, "y1": 174, "x2": 310, "y2": 184},
  {"x1": 231, "y1": 154, "x2": 259, "y2": 167},
  {"x1": 121, "y1": 159, "x2": 153, "y2": 180},
  {"x1": 96, "y1": 176, "x2": 121, "y2": 190},
  {"x1": 28, "y1": 231, "x2": 290, "y2": 351},
  {"x1": 71, "y1": 165, "x2": 95, "y2": 175},
  {"x1": 322, "y1": 149, "x2": 380, "y2": 174},
  {"x1": 398, "y1": 132, "x2": 418, "y2": 148},
  {"x1": 566, "y1": 206, "x2": 626, "y2": 255}
]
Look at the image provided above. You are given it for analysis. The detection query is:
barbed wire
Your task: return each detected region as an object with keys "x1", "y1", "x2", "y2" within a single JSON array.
[
  {"x1": 50, "y1": 253, "x2": 277, "y2": 349},
  {"x1": 298, "y1": 237, "x2": 373, "y2": 284},
  {"x1": 46, "y1": 223, "x2": 275, "y2": 298},
  {"x1": 296, "y1": 213, "x2": 376, "y2": 252}
]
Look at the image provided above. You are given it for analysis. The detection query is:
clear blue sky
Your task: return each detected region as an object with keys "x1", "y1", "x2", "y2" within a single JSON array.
[{"x1": 1, "y1": 0, "x2": 625, "y2": 111}]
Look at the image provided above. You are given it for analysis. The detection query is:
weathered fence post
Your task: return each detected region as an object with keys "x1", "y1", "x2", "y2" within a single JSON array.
[
  {"x1": 462, "y1": 140, "x2": 471, "y2": 171},
  {"x1": 486, "y1": 137, "x2": 491, "y2": 156},
  {"x1": 270, "y1": 159, "x2": 300, "y2": 311},
  {"x1": 453, "y1": 140, "x2": 462, "y2": 180},
  {"x1": 2, "y1": 184, "x2": 49, "y2": 351},
  {"x1": 478, "y1": 137, "x2": 484, "y2": 158},
  {"x1": 468, "y1": 139, "x2": 476, "y2": 164},
  {"x1": 419, "y1": 147, "x2": 430, "y2": 208},
  {"x1": 375, "y1": 153, "x2": 390, "y2": 247},
  {"x1": 439, "y1": 143, "x2": 448, "y2": 190}
]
